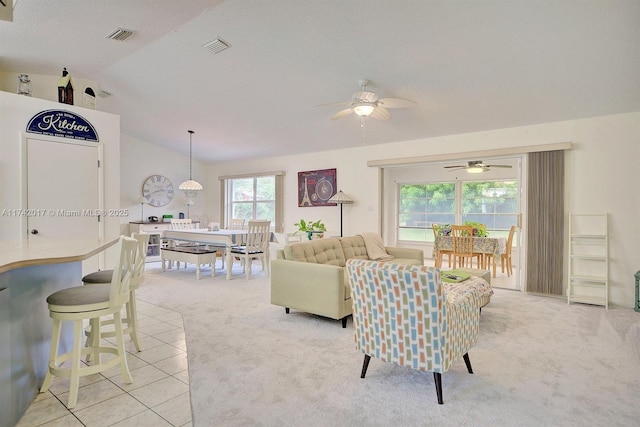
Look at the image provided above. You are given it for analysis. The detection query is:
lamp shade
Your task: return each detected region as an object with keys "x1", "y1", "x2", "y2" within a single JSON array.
[
  {"x1": 178, "y1": 180, "x2": 204, "y2": 191},
  {"x1": 328, "y1": 190, "x2": 354, "y2": 204}
]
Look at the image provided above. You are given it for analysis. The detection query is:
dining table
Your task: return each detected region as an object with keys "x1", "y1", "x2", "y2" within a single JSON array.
[
  {"x1": 433, "y1": 235, "x2": 507, "y2": 277},
  {"x1": 160, "y1": 228, "x2": 269, "y2": 280}
]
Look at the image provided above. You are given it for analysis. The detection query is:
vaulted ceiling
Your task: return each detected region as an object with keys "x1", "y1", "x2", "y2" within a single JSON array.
[{"x1": 2, "y1": 1, "x2": 638, "y2": 162}]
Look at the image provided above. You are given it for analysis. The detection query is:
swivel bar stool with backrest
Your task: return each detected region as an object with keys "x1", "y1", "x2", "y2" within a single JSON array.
[
  {"x1": 82, "y1": 232, "x2": 149, "y2": 354},
  {"x1": 40, "y1": 235, "x2": 137, "y2": 409}
]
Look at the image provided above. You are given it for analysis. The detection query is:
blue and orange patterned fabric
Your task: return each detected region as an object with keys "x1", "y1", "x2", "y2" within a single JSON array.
[{"x1": 346, "y1": 259, "x2": 480, "y2": 374}]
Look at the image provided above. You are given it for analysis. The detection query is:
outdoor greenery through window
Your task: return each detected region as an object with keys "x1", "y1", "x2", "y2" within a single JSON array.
[
  {"x1": 228, "y1": 176, "x2": 275, "y2": 224},
  {"x1": 398, "y1": 180, "x2": 518, "y2": 242}
]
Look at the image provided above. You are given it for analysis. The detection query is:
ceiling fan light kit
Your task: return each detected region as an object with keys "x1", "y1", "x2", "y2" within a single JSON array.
[
  {"x1": 353, "y1": 103, "x2": 375, "y2": 117},
  {"x1": 444, "y1": 160, "x2": 513, "y2": 173},
  {"x1": 322, "y1": 78, "x2": 416, "y2": 121}
]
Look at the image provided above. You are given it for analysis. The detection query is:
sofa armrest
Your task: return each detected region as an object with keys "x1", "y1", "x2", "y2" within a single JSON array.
[
  {"x1": 385, "y1": 247, "x2": 424, "y2": 264},
  {"x1": 270, "y1": 259, "x2": 350, "y2": 320}
]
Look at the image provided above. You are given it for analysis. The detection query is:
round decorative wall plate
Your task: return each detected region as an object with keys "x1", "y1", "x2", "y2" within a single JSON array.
[{"x1": 142, "y1": 175, "x2": 174, "y2": 207}]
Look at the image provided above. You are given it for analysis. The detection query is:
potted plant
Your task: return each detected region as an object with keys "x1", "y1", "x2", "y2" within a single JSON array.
[
  {"x1": 294, "y1": 219, "x2": 326, "y2": 240},
  {"x1": 463, "y1": 221, "x2": 488, "y2": 237}
]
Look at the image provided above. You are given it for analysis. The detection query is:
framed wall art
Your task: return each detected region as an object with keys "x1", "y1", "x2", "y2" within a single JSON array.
[{"x1": 298, "y1": 168, "x2": 337, "y2": 207}]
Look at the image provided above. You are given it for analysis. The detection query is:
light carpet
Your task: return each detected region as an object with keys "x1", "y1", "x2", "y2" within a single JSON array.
[{"x1": 137, "y1": 263, "x2": 640, "y2": 426}]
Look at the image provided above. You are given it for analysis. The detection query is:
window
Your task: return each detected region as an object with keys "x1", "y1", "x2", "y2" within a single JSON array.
[
  {"x1": 220, "y1": 171, "x2": 284, "y2": 232},
  {"x1": 229, "y1": 176, "x2": 275, "y2": 221},
  {"x1": 398, "y1": 180, "x2": 518, "y2": 242},
  {"x1": 461, "y1": 181, "x2": 519, "y2": 239},
  {"x1": 398, "y1": 183, "x2": 455, "y2": 242}
]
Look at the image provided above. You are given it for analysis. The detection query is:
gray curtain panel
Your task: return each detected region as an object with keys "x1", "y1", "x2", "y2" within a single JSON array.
[{"x1": 526, "y1": 150, "x2": 564, "y2": 295}]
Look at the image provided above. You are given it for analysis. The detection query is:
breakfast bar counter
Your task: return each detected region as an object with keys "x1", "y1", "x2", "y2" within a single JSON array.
[{"x1": 0, "y1": 237, "x2": 119, "y2": 427}]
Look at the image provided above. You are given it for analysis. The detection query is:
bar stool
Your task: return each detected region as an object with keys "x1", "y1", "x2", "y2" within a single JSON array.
[
  {"x1": 40, "y1": 235, "x2": 137, "y2": 409},
  {"x1": 82, "y1": 233, "x2": 149, "y2": 353}
]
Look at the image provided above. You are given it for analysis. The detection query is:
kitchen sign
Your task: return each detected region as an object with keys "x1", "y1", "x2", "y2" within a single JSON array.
[{"x1": 26, "y1": 109, "x2": 99, "y2": 142}]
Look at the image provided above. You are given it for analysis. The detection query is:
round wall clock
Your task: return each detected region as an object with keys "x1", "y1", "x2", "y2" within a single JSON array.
[{"x1": 142, "y1": 175, "x2": 174, "y2": 207}]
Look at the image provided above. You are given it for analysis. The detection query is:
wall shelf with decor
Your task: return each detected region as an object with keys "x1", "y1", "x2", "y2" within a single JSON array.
[{"x1": 567, "y1": 213, "x2": 608, "y2": 309}]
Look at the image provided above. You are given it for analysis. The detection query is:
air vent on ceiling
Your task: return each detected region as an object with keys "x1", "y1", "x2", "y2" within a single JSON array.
[
  {"x1": 105, "y1": 28, "x2": 135, "y2": 41},
  {"x1": 97, "y1": 90, "x2": 112, "y2": 98},
  {"x1": 203, "y1": 37, "x2": 231, "y2": 54}
]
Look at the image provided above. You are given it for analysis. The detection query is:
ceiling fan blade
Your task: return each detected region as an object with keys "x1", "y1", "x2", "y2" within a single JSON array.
[
  {"x1": 331, "y1": 108, "x2": 354, "y2": 120},
  {"x1": 377, "y1": 97, "x2": 417, "y2": 109},
  {"x1": 486, "y1": 165, "x2": 513, "y2": 168},
  {"x1": 370, "y1": 106, "x2": 391, "y2": 120},
  {"x1": 315, "y1": 100, "x2": 353, "y2": 107},
  {"x1": 444, "y1": 165, "x2": 465, "y2": 168}
]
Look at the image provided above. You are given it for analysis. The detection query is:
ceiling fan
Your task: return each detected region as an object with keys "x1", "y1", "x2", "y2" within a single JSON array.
[
  {"x1": 319, "y1": 78, "x2": 417, "y2": 121},
  {"x1": 444, "y1": 160, "x2": 513, "y2": 174}
]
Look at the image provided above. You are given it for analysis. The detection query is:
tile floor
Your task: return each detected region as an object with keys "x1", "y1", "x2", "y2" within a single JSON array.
[{"x1": 17, "y1": 300, "x2": 192, "y2": 427}]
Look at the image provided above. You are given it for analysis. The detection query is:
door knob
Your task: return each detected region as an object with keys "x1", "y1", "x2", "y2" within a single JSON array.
[{"x1": 30, "y1": 229, "x2": 39, "y2": 235}]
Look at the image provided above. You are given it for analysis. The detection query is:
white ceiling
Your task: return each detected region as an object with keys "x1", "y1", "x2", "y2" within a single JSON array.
[{"x1": 2, "y1": 0, "x2": 639, "y2": 163}]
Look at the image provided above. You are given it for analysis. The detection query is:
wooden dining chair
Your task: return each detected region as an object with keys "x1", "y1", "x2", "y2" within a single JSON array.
[
  {"x1": 451, "y1": 225, "x2": 482, "y2": 269},
  {"x1": 229, "y1": 218, "x2": 245, "y2": 230},
  {"x1": 433, "y1": 224, "x2": 452, "y2": 268},
  {"x1": 501, "y1": 225, "x2": 517, "y2": 277}
]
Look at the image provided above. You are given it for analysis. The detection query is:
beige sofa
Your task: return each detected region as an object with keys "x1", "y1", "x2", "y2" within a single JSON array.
[{"x1": 270, "y1": 235, "x2": 424, "y2": 327}]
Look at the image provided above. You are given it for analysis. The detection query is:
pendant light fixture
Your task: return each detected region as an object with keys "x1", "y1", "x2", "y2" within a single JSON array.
[{"x1": 179, "y1": 130, "x2": 203, "y2": 197}]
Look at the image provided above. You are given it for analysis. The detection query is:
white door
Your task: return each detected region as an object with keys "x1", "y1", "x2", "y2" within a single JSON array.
[{"x1": 26, "y1": 138, "x2": 101, "y2": 272}]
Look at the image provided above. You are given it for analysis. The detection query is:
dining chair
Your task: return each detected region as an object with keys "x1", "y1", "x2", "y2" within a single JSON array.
[
  {"x1": 229, "y1": 218, "x2": 245, "y2": 230},
  {"x1": 451, "y1": 225, "x2": 482, "y2": 269},
  {"x1": 40, "y1": 236, "x2": 137, "y2": 408},
  {"x1": 170, "y1": 218, "x2": 194, "y2": 230},
  {"x1": 230, "y1": 220, "x2": 271, "y2": 279},
  {"x1": 501, "y1": 225, "x2": 517, "y2": 277},
  {"x1": 433, "y1": 224, "x2": 452, "y2": 268}
]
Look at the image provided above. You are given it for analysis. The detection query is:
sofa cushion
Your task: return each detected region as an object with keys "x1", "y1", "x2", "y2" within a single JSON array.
[
  {"x1": 283, "y1": 237, "x2": 346, "y2": 266},
  {"x1": 338, "y1": 236, "x2": 369, "y2": 260}
]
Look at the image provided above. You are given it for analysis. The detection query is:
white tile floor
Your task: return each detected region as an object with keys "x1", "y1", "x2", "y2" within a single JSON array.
[{"x1": 17, "y1": 300, "x2": 192, "y2": 427}]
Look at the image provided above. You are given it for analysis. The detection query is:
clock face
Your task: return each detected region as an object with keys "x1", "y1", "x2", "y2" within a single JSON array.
[{"x1": 142, "y1": 175, "x2": 174, "y2": 207}]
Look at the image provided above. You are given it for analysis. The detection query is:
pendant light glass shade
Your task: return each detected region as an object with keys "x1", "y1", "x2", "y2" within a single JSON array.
[
  {"x1": 178, "y1": 180, "x2": 203, "y2": 191},
  {"x1": 179, "y1": 130, "x2": 203, "y2": 194}
]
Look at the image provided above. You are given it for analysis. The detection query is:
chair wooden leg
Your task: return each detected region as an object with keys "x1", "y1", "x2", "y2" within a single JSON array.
[
  {"x1": 360, "y1": 355, "x2": 371, "y2": 378},
  {"x1": 67, "y1": 319, "x2": 83, "y2": 408},
  {"x1": 463, "y1": 353, "x2": 473, "y2": 374},
  {"x1": 433, "y1": 372, "x2": 443, "y2": 404},
  {"x1": 40, "y1": 318, "x2": 61, "y2": 393},
  {"x1": 128, "y1": 294, "x2": 142, "y2": 352},
  {"x1": 114, "y1": 311, "x2": 132, "y2": 384}
]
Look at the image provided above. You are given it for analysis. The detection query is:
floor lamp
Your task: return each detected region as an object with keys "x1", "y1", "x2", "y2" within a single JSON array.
[{"x1": 327, "y1": 190, "x2": 354, "y2": 237}]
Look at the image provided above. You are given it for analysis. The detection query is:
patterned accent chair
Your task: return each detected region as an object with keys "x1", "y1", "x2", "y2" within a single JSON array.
[{"x1": 346, "y1": 259, "x2": 480, "y2": 404}]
